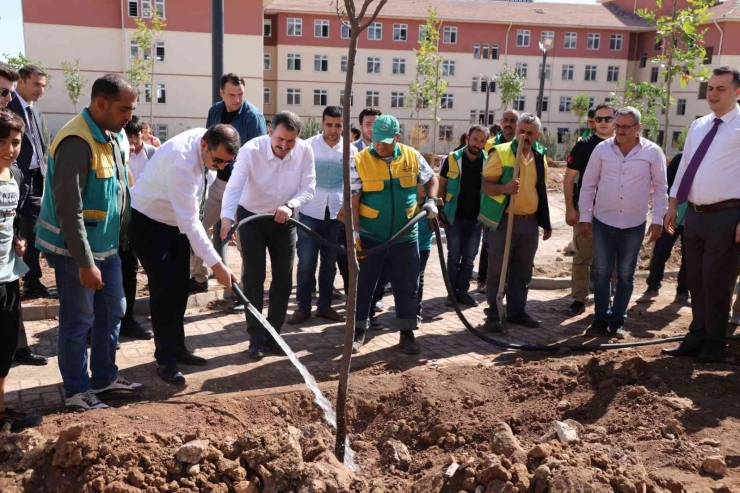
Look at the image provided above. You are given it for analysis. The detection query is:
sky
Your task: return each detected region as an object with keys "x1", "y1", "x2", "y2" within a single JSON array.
[{"x1": 0, "y1": 0, "x2": 26, "y2": 61}]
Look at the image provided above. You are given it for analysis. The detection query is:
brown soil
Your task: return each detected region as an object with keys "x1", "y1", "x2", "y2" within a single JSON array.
[{"x1": 2, "y1": 344, "x2": 740, "y2": 492}]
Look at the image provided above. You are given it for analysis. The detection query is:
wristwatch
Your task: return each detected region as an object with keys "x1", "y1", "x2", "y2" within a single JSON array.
[{"x1": 285, "y1": 203, "x2": 295, "y2": 213}]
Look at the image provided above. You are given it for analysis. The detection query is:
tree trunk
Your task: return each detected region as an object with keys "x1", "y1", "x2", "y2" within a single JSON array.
[
  {"x1": 662, "y1": 0, "x2": 679, "y2": 152},
  {"x1": 149, "y1": 51, "x2": 155, "y2": 129},
  {"x1": 431, "y1": 58, "x2": 440, "y2": 166}
]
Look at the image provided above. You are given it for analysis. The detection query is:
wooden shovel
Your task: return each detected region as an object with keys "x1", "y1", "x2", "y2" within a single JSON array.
[{"x1": 495, "y1": 133, "x2": 524, "y2": 329}]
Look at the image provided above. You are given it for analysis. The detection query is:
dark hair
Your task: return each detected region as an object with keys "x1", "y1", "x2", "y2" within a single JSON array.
[
  {"x1": 271, "y1": 111, "x2": 302, "y2": 135},
  {"x1": 125, "y1": 120, "x2": 143, "y2": 137},
  {"x1": 490, "y1": 124, "x2": 502, "y2": 135},
  {"x1": 19, "y1": 64, "x2": 46, "y2": 80},
  {"x1": 351, "y1": 127, "x2": 361, "y2": 140},
  {"x1": 0, "y1": 62, "x2": 19, "y2": 83},
  {"x1": 587, "y1": 108, "x2": 596, "y2": 118},
  {"x1": 468, "y1": 125, "x2": 490, "y2": 139},
  {"x1": 203, "y1": 124, "x2": 241, "y2": 155},
  {"x1": 593, "y1": 102, "x2": 615, "y2": 114},
  {"x1": 358, "y1": 107, "x2": 381, "y2": 125},
  {"x1": 91, "y1": 74, "x2": 138, "y2": 102},
  {"x1": 712, "y1": 66, "x2": 740, "y2": 89},
  {"x1": 322, "y1": 105, "x2": 343, "y2": 119},
  {"x1": 220, "y1": 73, "x2": 245, "y2": 89},
  {"x1": 0, "y1": 108, "x2": 25, "y2": 139}
]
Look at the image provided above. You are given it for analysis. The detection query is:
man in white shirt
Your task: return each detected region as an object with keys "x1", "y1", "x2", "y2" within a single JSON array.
[
  {"x1": 125, "y1": 119, "x2": 156, "y2": 183},
  {"x1": 130, "y1": 125, "x2": 240, "y2": 384},
  {"x1": 220, "y1": 111, "x2": 316, "y2": 359},
  {"x1": 287, "y1": 106, "x2": 356, "y2": 325},
  {"x1": 663, "y1": 66, "x2": 740, "y2": 363}
]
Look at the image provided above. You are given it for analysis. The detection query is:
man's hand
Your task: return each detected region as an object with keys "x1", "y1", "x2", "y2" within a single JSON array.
[
  {"x1": 647, "y1": 223, "x2": 662, "y2": 243},
  {"x1": 543, "y1": 229, "x2": 552, "y2": 241},
  {"x1": 354, "y1": 232, "x2": 366, "y2": 260},
  {"x1": 735, "y1": 221, "x2": 740, "y2": 243},
  {"x1": 504, "y1": 178, "x2": 520, "y2": 195},
  {"x1": 663, "y1": 204, "x2": 677, "y2": 236},
  {"x1": 211, "y1": 261, "x2": 238, "y2": 288},
  {"x1": 274, "y1": 205, "x2": 292, "y2": 224},
  {"x1": 422, "y1": 198, "x2": 438, "y2": 220},
  {"x1": 220, "y1": 218, "x2": 234, "y2": 241},
  {"x1": 579, "y1": 222, "x2": 593, "y2": 240},
  {"x1": 79, "y1": 265, "x2": 103, "y2": 290},
  {"x1": 565, "y1": 207, "x2": 579, "y2": 227},
  {"x1": 13, "y1": 236, "x2": 26, "y2": 257}
]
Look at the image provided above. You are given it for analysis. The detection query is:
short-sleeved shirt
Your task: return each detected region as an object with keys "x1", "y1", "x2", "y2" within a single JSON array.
[
  {"x1": 440, "y1": 151, "x2": 485, "y2": 219},
  {"x1": 483, "y1": 151, "x2": 546, "y2": 216},
  {"x1": 0, "y1": 176, "x2": 28, "y2": 283},
  {"x1": 566, "y1": 134, "x2": 604, "y2": 207}
]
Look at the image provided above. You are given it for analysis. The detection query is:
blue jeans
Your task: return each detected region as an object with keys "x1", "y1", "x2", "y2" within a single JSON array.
[
  {"x1": 296, "y1": 211, "x2": 344, "y2": 313},
  {"x1": 591, "y1": 218, "x2": 645, "y2": 323},
  {"x1": 445, "y1": 216, "x2": 482, "y2": 297},
  {"x1": 356, "y1": 238, "x2": 419, "y2": 332},
  {"x1": 48, "y1": 254, "x2": 124, "y2": 398}
]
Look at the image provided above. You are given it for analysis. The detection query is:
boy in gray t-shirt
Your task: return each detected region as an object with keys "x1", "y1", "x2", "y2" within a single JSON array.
[{"x1": 0, "y1": 108, "x2": 41, "y2": 431}]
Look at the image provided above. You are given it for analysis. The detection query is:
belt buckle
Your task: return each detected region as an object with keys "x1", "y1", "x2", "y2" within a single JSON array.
[{"x1": 692, "y1": 203, "x2": 701, "y2": 212}]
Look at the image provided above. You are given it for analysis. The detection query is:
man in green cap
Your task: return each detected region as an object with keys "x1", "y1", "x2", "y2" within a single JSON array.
[{"x1": 347, "y1": 114, "x2": 439, "y2": 355}]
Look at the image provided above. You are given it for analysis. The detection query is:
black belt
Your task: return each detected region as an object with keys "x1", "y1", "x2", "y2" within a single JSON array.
[
  {"x1": 688, "y1": 199, "x2": 740, "y2": 213},
  {"x1": 28, "y1": 168, "x2": 41, "y2": 177}
]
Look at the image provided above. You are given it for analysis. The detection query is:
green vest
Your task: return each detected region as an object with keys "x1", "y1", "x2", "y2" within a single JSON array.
[
  {"x1": 356, "y1": 144, "x2": 420, "y2": 243},
  {"x1": 35, "y1": 109, "x2": 129, "y2": 260},
  {"x1": 443, "y1": 146, "x2": 487, "y2": 225},
  {"x1": 485, "y1": 132, "x2": 547, "y2": 155},
  {"x1": 478, "y1": 142, "x2": 516, "y2": 232}
]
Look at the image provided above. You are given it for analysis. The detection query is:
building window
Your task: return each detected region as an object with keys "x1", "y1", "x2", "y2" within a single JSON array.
[
  {"x1": 264, "y1": 19, "x2": 272, "y2": 37},
  {"x1": 128, "y1": 0, "x2": 138, "y2": 17},
  {"x1": 141, "y1": 0, "x2": 151, "y2": 18},
  {"x1": 610, "y1": 34, "x2": 623, "y2": 50},
  {"x1": 587, "y1": 33, "x2": 600, "y2": 50},
  {"x1": 154, "y1": 0, "x2": 164, "y2": 17},
  {"x1": 491, "y1": 44, "x2": 499, "y2": 60},
  {"x1": 471, "y1": 77, "x2": 479, "y2": 92},
  {"x1": 263, "y1": 53, "x2": 271, "y2": 71},
  {"x1": 314, "y1": 19, "x2": 329, "y2": 38},
  {"x1": 367, "y1": 57, "x2": 381, "y2": 74},
  {"x1": 540, "y1": 31, "x2": 555, "y2": 46},
  {"x1": 392, "y1": 58, "x2": 406, "y2": 75},
  {"x1": 368, "y1": 22, "x2": 382, "y2": 40},
  {"x1": 440, "y1": 93, "x2": 454, "y2": 109},
  {"x1": 441, "y1": 60, "x2": 456, "y2": 77},
  {"x1": 537, "y1": 96, "x2": 549, "y2": 112},
  {"x1": 287, "y1": 54, "x2": 302, "y2": 71},
  {"x1": 391, "y1": 92, "x2": 405, "y2": 108},
  {"x1": 676, "y1": 98, "x2": 687, "y2": 115},
  {"x1": 513, "y1": 95, "x2": 525, "y2": 111},
  {"x1": 314, "y1": 55, "x2": 329, "y2": 72},
  {"x1": 366, "y1": 90, "x2": 379, "y2": 107},
  {"x1": 606, "y1": 66, "x2": 619, "y2": 82},
  {"x1": 564, "y1": 32, "x2": 577, "y2": 49},
  {"x1": 263, "y1": 87, "x2": 271, "y2": 105},
  {"x1": 473, "y1": 44, "x2": 481, "y2": 59},
  {"x1": 130, "y1": 41, "x2": 140, "y2": 60},
  {"x1": 287, "y1": 88, "x2": 301, "y2": 105},
  {"x1": 589, "y1": 97, "x2": 595, "y2": 108},
  {"x1": 313, "y1": 89, "x2": 328, "y2": 106},
  {"x1": 650, "y1": 67, "x2": 659, "y2": 83},
  {"x1": 156, "y1": 124, "x2": 168, "y2": 142},
  {"x1": 148, "y1": 83, "x2": 166, "y2": 103},
  {"x1": 515, "y1": 62, "x2": 528, "y2": 78},
  {"x1": 439, "y1": 125, "x2": 454, "y2": 141},
  {"x1": 698, "y1": 82, "x2": 708, "y2": 99},
  {"x1": 639, "y1": 52, "x2": 647, "y2": 68},
  {"x1": 419, "y1": 25, "x2": 429, "y2": 42},
  {"x1": 562, "y1": 64, "x2": 574, "y2": 81},
  {"x1": 341, "y1": 56, "x2": 348, "y2": 73},
  {"x1": 443, "y1": 26, "x2": 458, "y2": 44},
  {"x1": 470, "y1": 110, "x2": 478, "y2": 125},
  {"x1": 585, "y1": 65, "x2": 597, "y2": 81},
  {"x1": 339, "y1": 90, "x2": 354, "y2": 106},
  {"x1": 341, "y1": 24, "x2": 350, "y2": 39},
  {"x1": 559, "y1": 96, "x2": 572, "y2": 112},
  {"x1": 538, "y1": 64, "x2": 551, "y2": 80},
  {"x1": 155, "y1": 41, "x2": 165, "y2": 61},
  {"x1": 287, "y1": 18, "x2": 302, "y2": 36},
  {"x1": 516, "y1": 29, "x2": 530, "y2": 47},
  {"x1": 653, "y1": 36, "x2": 663, "y2": 51},
  {"x1": 393, "y1": 23, "x2": 407, "y2": 41},
  {"x1": 482, "y1": 44, "x2": 490, "y2": 59},
  {"x1": 703, "y1": 46, "x2": 713, "y2": 64},
  {"x1": 480, "y1": 78, "x2": 488, "y2": 92}
]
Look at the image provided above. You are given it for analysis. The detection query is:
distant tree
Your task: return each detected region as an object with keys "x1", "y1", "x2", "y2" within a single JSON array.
[
  {"x1": 2, "y1": 52, "x2": 51, "y2": 87},
  {"x1": 497, "y1": 65, "x2": 525, "y2": 110},
  {"x1": 127, "y1": 12, "x2": 166, "y2": 124},
  {"x1": 610, "y1": 78, "x2": 667, "y2": 143},
  {"x1": 61, "y1": 60, "x2": 87, "y2": 112},
  {"x1": 570, "y1": 93, "x2": 591, "y2": 128}
]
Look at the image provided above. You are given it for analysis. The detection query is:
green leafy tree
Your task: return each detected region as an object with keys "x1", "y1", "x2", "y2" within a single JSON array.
[
  {"x1": 496, "y1": 65, "x2": 525, "y2": 110},
  {"x1": 610, "y1": 78, "x2": 667, "y2": 143},
  {"x1": 61, "y1": 60, "x2": 87, "y2": 112},
  {"x1": 127, "y1": 12, "x2": 166, "y2": 124},
  {"x1": 570, "y1": 93, "x2": 591, "y2": 129},
  {"x1": 2, "y1": 52, "x2": 51, "y2": 87},
  {"x1": 638, "y1": 0, "x2": 713, "y2": 151},
  {"x1": 300, "y1": 116, "x2": 322, "y2": 139}
]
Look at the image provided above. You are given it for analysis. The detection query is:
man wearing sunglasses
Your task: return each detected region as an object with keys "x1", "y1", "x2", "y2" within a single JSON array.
[
  {"x1": 0, "y1": 64, "x2": 19, "y2": 110},
  {"x1": 564, "y1": 103, "x2": 616, "y2": 316},
  {"x1": 130, "y1": 125, "x2": 240, "y2": 385}
]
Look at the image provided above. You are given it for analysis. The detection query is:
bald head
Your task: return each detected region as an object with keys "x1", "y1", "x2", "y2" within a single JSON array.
[{"x1": 500, "y1": 109, "x2": 520, "y2": 142}]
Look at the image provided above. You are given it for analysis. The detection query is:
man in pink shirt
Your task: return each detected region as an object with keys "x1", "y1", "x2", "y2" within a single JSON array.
[{"x1": 578, "y1": 106, "x2": 667, "y2": 339}]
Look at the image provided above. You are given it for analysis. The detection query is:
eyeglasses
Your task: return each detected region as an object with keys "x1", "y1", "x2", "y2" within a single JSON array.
[
  {"x1": 0, "y1": 89, "x2": 14, "y2": 99},
  {"x1": 594, "y1": 116, "x2": 613, "y2": 123},
  {"x1": 208, "y1": 149, "x2": 235, "y2": 167},
  {"x1": 614, "y1": 123, "x2": 638, "y2": 131}
]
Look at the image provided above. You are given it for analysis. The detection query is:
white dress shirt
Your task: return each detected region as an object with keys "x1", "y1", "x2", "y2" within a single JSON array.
[
  {"x1": 579, "y1": 137, "x2": 668, "y2": 229},
  {"x1": 300, "y1": 134, "x2": 357, "y2": 220},
  {"x1": 128, "y1": 146, "x2": 150, "y2": 183},
  {"x1": 130, "y1": 128, "x2": 221, "y2": 267},
  {"x1": 670, "y1": 104, "x2": 740, "y2": 205},
  {"x1": 16, "y1": 93, "x2": 40, "y2": 170},
  {"x1": 221, "y1": 134, "x2": 316, "y2": 220}
]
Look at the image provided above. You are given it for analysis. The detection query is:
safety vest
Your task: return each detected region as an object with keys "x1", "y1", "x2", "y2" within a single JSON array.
[
  {"x1": 483, "y1": 132, "x2": 507, "y2": 154},
  {"x1": 35, "y1": 108, "x2": 129, "y2": 260},
  {"x1": 443, "y1": 146, "x2": 487, "y2": 225},
  {"x1": 355, "y1": 144, "x2": 419, "y2": 243}
]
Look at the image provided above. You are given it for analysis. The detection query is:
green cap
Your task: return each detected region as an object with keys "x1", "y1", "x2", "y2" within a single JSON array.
[{"x1": 372, "y1": 115, "x2": 400, "y2": 144}]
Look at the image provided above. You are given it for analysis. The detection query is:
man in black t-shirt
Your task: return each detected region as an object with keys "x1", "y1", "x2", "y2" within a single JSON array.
[
  {"x1": 438, "y1": 125, "x2": 490, "y2": 306},
  {"x1": 563, "y1": 103, "x2": 615, "y2": 316}
]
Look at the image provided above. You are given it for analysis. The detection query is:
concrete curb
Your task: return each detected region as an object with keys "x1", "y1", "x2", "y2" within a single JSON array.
[{"x1": 529, "y1": 269, "x2": 679, "y2": 290}]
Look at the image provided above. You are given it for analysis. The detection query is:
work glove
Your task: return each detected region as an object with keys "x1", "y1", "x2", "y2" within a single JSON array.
[
  {"x1": 422, "y1": 197, "x2": 439, "y2": 220},
  {"x1": 354, "y1": 232, "x2": 366, "y2": 260}
]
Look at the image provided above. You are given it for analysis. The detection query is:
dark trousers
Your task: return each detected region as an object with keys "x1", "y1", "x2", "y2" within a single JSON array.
[
  {"x1": 646, "y1": 225, "x2": 688, "y2": 295},
  {"x1": 445, "y1": 216, "x2": 482, "y2": 296},
  {"x1": 19, "y1": 170, "x2": 43, "y2": 282},
  {"x1": 0, "y1": 280, "x2": 21, "y2": 378},
  {"x1": 131, "y1": 209, "x2": 191, "y2": 366},
  {"x1": 337, "y1": 227, "x2": 349, "y2": 294},
  {"x1": 417, "y1": 249, "x2": 431, "y2": 318},
  {"x1": 683, "y1": 206, "x2": 740, "y2": 349},
  {"x1": 295, "y1": 211, "x2": 343, "y2": 312},
  {"x1": 477, "y1": 234, "x2": 488, "y2": 283},
  {"x1": 120, "y1": 246, "x2": 139, "y2": 322},
  {"x1": 485, "y1": 216, "x2": 539, "y2": 319},
  {"x1": 369, "y1": 266, "x2": 389, "y2": 321},
  {"x1": 237, "y1": 206, "x2": 296, "y2": 351}
]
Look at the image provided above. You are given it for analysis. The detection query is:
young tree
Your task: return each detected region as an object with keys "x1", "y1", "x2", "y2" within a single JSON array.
[
  {"x1": 570, "y1": 93, "x2": 591, "y2": 128},
  {"x1": 405, "y1": 6, "x2": 447, "y2": 156},
  {"x1": 2, "y1": 52, "x2": 51, "y2": 86},
  {"x1": 127, "y1": 12, "x2": 166, "y2": 125},
  {"x1": 610, "y1": 78, "x2": 667, "y2": 143},
  {"x1": 61, "y1": 60, "x2": 87, "y2": 113},
  {"x1": 496, "y1": 65, "x2": 525, "y2": 110},
  {"x1": 638, "y1": 0, "x2": 713, "y2": 151}
]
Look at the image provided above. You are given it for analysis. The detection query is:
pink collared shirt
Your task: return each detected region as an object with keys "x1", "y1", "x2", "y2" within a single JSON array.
[{"x1": 578, "y1": 137, "x2": 668, "y2": 229}]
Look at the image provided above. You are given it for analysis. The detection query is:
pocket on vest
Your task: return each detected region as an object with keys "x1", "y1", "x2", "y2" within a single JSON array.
[
  {"x1": 445, "y1": 192, "x2": 453, "y2": 202},
  {"x1": 83, "y1": 210, "x2": 108, "y2": 221},
  {"x1": 398, "y1": 175, "x2": 417, "y2": 188},
  {"x1": 362, "y1": 179, "x2": 385, "y2": 192},
  {"x1": 405, "y1": 205, "x2": 417, "y2": 219},
  {"x1": 359, "y1": 204, "x2": 380, "y2": 219}
]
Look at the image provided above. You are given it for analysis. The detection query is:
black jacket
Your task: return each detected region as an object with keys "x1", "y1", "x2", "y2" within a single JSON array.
[{"x1": 7, "y1": 94, "x2": 46, "y2": 211}]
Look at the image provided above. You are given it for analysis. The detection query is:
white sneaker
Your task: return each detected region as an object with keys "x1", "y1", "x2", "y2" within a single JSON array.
[
  {"x1": 730, "y1": 311, "x2": 740, "y2": 326},
  {"x1": 65, "y1": 391, "x2": 109, "y2": 411},
  {"x1": 92, "y1": 375, "x2": 143, "y2": 396}
]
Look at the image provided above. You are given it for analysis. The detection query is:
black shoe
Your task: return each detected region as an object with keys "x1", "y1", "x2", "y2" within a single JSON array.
[
  {"x1": 120, "y1": 320, "x2": 154, "y2": 340},
  {"x1": 0, "y1": 408, "x2": 42, "y2": 432},
  {"x1": 368, "y1": 318, "x2": 384, "y2": 330},
  {"x1": 585, "y1": 320, "x2": 609, "y2": 337},
  {"x1": 608, "y1": 320, "x2": 626, "y2": 340},
  {"x1": 265, "y1": 342, "x2": 286, "y2": 356},
  {"x1": 673, "y1": 292, "x2": 691, "y2": 305},
  {"x1": 661, "y1": 341, "x2": 704, "y2": 357},
  {"x1": 507, "y1": 313, "x2": 541, "y2": 328},
  {"x1": 398, "y1": 331, "x2": 421, "y2": 355},
  {"x1": 697, "y1": 345, "x2": 725, "y2": 364},
  {"x1": 189, "y1": 278, "x2": 208, "y2": 294},
  {"x1": 157, "y1": 364, "x2": 186, "y2": 385},
  {"x1": 484, "y1": 318, "x2": 505, "y2": 333},
  {"x1": 13, "y1": 347, "x2": 48, "y2": 366},
  {"x1": 175, "y1": 349, "x2": 208, "y2": 366},
  {"x1": 352, "y1": 331, "x2": 366, "y2": 354},
  {"x1": 247, "y1": 348, "x2": 265, "y2": 359},
  {"x1": 22, "y1": 281, "x2": 57, "y2": 299},
  {"x1": 457, "y1": 293, "x2": 479, "y2": 307},
  {"x1": 567, "y1": 301, "x2": 586, "y2": 316},
  {"x1": 227, "y1": 301, "x2": 245, "y2": 313}
]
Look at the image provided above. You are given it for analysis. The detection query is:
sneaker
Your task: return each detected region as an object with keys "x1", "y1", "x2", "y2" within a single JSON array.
[
  {"x1": 92, "y1": 375, "x2": 144, "y2": 397},
  {"x1": 585, "y1": 320, "x2": 609, "y2": 337},
  {"x1": 189, "y1": 278, "x2": 208, "y2": 294},
  {"x1": 0, "y1": 408, "x2": 43, "y2": 432},
  {"x1": 608, "y1": 321, "x2": 626, "y2": 340},
  {"x1": 352, "y1": 332, "x2": 365, "y2": 354},
  {"x1": 66, "y1": 391, "x2": 109, "y2": 411},
  {"x1": 476, "y1": 281, "x2": 487, "y2": 294},
  {"x1": 730, "y1": 311, "x2": 740, "y2": 326},
  {"x1": 673, "y1": 293, "x2": 691, "y2": 306},
  {"x1": 484, "y1": 318, "x2": 505, "y2": 333},
  {"x1": 457, "y1": 293, "x2": 479, "y2": 307},
  {"x1": 635, "y1": 289, "x2": 659, "y2": 304},
  {"x1": 567, "y1": 301, "x2": 586, "y2": 316},
  {"x1": 444, "y1": 296, "x2": 456, "y2": 307},
  {"x1": 507, "y1": 313, "x2": 541, "y2": 328},
  {"x1": 398, "y1": 331, "x2": 421, "y2": 355},
  {"x1": 374, "y1": 300, "x2": 384, "y2": 312},
  {"x1": 227, "y1": 301, "x2": 245, "y2": 314}
]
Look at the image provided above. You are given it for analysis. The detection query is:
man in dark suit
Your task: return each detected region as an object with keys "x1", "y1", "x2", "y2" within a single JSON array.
[{"x1": 8, "y1": 65, "x2": 52, "y2": 300}]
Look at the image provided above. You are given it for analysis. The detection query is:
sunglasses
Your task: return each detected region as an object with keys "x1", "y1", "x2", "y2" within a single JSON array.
[
  {"x1": 614, "y1": 123, "x2": 638, "y2": 131},
  {"x1": 0, "y1": 89, "x2": 14, "y2": 99},
  {"x1": 208, "y1": 148, "x2": 235, "y2": 167},
  {"x1": 595, "y1": 116, "x2": 613, "y2": 123}
]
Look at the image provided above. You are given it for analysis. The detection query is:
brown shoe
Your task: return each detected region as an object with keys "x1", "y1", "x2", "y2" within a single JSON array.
[
  {"x1": 316, "y1": 307, "x2": 346, "y2": 322},
  {"x1": 287, "y1": 309, "x2": 311, "y2": 325}
]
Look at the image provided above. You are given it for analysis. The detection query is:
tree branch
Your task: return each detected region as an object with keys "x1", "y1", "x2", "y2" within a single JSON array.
[{"x1": 359, "y1": 0, "x2": 388, "y2": 31}]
